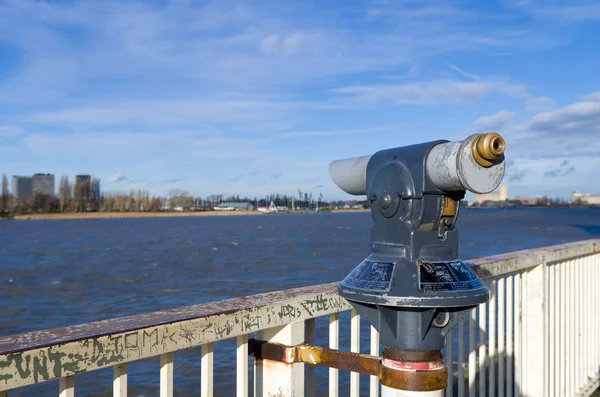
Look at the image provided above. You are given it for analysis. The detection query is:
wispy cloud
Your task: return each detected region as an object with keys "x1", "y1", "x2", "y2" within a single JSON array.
[
  {"x1": 230, "y1": 174, "x2": 244, "y2": 182},
  {"x1": 447, "y1": 63, "x2": 480, "y2": 81},
  {"x1": 508, "y1": 168, "x2": 529, "y2": 183},
  {"x1": 107, "y1": 173, "x2": 128, "y2": 184},
  {"x1": 333, "y1": 80, "x2": 527, "y2": 105},
  {"x1": 162, "y1": 178, "x2": 185, "y2": 184},
  {"x1": 544, "y1": 160, "x2": 576, "y2": 178}
]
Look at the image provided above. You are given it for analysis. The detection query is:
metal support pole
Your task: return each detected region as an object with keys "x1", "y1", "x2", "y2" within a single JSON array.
[
  {"x1": 381, "y1": 386, "x2": 444, "y2": 397},
  {"x1": 378, "y1": 349, "x2": 447, "y2": 397}
]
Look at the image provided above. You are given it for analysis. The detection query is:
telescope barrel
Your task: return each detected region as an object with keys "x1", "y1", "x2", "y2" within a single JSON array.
[
  {"x1": 328, "y1": 133, "x2": 506, "y2": 195},
  {"x1": 328, "y1": 155, "x2": 372, "y2": 196}
]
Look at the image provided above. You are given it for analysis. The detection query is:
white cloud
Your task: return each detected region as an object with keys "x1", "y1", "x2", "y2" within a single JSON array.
[
  {"x1": 474, "y1": 111, "x2": 515, "y2": 131},
  {"x1": 107, "y1": 173, "x2": 128, "y2": 184},
  {"x1": 162, "y1": 177, "x2": 185, "y2": 184},
  {"x1": 582, "y1": 92, "x2": 600, "y2": 102},
  {"x1": 512, "y1": 91, "x2": 600, "y2": 160},
  {"x1": 282, "y1": 32, "x2": 307, "y2": 54},
  {"x1": 334, "y1": 80, "x2": 527, "y2": 105},
  {"x1": 259, "y1": 35, "x2": 279, "y2": 54},
  {"x1": 526, "y1": 96, "x2": 600, "y2": 136},
  {"x1": 447, "y1": 63, "x2": 480, "y2": 81},
  {"x1": 259, "y1": 32, "x2": 311, "y2": 55}
]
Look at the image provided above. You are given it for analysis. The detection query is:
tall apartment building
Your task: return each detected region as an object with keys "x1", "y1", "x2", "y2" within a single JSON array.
[
  {"x1": 75, "y1": 175, "x2": 101, "y2": 211},
  {"x1": 32, "y1": 173, "x2": 55, "y2": 197},
  {"x1": 12, "y1": 176, "x2": 32, "y2": 202}
]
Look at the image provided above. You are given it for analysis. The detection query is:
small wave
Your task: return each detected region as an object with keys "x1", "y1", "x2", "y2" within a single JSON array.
[
  {"x1": 213, "y1": 241, "x2": 239, "y2": 247},
  {"x1": 117, "y1": 278, "x2": 136, "y2": 284},
  {"x1": 158, "y1": 289, "x2": 179, "y2": 294},
  {"x1": 50, "y1": 280, "x2": 62, "y2": 285}
]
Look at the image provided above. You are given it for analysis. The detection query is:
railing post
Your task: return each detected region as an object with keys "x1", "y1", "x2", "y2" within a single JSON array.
[
  {"x1": 113, "y1": 363, "x2": 128, "y2": 397},
  {"x1": 519, "y1": 262, "x2": 546, "y2": 396},
  {"x1": 160, "y1": 352, "x2": 174, "y2": 397},
  {"x1": 254, "y1": 322, "x2": 305, "y2": 397},
  {"x1": 59, "y1": 376, "x2": 75, "y2": 397}
]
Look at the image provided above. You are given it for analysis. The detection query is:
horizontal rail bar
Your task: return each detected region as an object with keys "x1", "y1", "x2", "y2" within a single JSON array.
[
  {"x1": 0, "y1": 283, "x2": 352, "y2": 391},
  {"x1": 467, "y1": 239, "x2": 599, "y2": 279}
]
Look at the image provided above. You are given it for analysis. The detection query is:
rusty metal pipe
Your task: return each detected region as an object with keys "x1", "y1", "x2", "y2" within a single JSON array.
[
  {"x1": 380, "y1": 348, "x2": 447, "y2": 396},
  {"x1": 249, "y1": 340, "x2": 448, "y2": 395},
  {"x1": 249, "y1": 339, "x2": 380, "y2": 375}
]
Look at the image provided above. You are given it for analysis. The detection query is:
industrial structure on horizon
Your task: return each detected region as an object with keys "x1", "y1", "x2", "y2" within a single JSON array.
[
  {"x1": 473, "y1": 185, "x2": 508, "y2": 203},
  {"x1": 470, "y1": 185, "x2": 600, "y2": 207},
  {"x1": 571, "y1": 191, "x2": 600, "y2": 205}
]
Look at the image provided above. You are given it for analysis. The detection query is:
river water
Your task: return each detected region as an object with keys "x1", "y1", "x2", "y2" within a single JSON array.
[{"x1": 1, "y1": 208, "x2": 599, "y2": 396}]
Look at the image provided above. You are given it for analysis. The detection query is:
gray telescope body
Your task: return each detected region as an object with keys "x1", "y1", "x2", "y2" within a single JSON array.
[
  {"x1": 329, "y1": 133, "x2": 505, "y2": 353},
  {"x1": 329, "y1": 134, "x2": 505, "y2": 196}
]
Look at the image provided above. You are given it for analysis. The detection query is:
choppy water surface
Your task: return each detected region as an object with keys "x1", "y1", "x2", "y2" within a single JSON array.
[{"x1": 1, "y1": 208, "x2": 599, "y2": 396}]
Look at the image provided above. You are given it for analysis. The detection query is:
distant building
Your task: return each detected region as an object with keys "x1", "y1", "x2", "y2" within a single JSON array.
[
  {"x1": 75, "y1": 175, "x2": 101, "y2": 211},
  {"x1": 473, "y1": 185, "x2": 508, "y2": 204},
  {"x1": 12, "y1": 176, "x2": 32, "y2": 202},
  {"x1": 76, "y1": 174, "x2": 91, "y2": 184},
  {"x1": 214, "y1": 202, "x2": 255, "y2": 211},
  {"x1": 515, "y1": 196, "x2": 547, "y2": 206},
  {"x1": 572, "y1": 191, "x2": 600, "y2": 206},
  {"x1": 32, "y1": 173, "x2": 55, "y2": 196},
  {"x1": 91, "y1": 177, "x2": 101, "y2": 204}
]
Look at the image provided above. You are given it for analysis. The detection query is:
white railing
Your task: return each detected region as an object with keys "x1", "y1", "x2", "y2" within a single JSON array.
[{"x1": 0, "y1": 240, "x2": 598, "y2": 397}]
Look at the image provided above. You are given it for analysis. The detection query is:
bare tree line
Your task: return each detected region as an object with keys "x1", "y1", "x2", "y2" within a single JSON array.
[{"x1": 0, "y1": 172, "x2": 370, "y2": 216}]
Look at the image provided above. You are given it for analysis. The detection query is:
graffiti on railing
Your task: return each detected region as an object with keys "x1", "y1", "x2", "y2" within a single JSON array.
[{"x1": 0, "y1": 286, "x2": 352, "y2": 390}]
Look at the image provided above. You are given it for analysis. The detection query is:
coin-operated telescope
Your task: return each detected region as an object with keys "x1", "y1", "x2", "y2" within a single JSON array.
[{"x1": 329, "y1": 133, "x2": 506, "y2": 396}]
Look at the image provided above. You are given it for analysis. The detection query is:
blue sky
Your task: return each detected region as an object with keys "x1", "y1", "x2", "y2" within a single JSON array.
[{"x1": 1, "y1": 0, "x2": 599, "y2": 200}]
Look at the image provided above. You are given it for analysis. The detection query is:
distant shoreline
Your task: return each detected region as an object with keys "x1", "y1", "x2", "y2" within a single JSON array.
[{"x1": 10, "y1": 209, "x2": 370, "y2": 221}]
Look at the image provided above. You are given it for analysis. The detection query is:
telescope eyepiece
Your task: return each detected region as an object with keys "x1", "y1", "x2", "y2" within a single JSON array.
[{"x1": 472, "y1": 132, "x2": 506, "y2": 167}]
